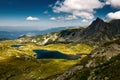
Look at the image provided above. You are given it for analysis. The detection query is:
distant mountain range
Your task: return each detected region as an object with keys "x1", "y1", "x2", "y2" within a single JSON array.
[
  {"x1": 18, "y1": 17, "x2": 120, "y2": 46},
  {"x1": 0, "y1": 27, "x2": 73, "y2": 40}
]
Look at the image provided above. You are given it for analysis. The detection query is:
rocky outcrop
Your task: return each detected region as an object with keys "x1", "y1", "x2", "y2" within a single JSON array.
[
  {"x1": 55, "y1": 40, "x2": 120, "y2": 80},
  {"x1": 17, "y1": 32, "x2": 59, "y2": 45}
]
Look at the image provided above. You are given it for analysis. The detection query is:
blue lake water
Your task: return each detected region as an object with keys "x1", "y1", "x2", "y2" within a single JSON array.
[{"x1": 33, "y1": 50, "x2": 81, "y2": 60}]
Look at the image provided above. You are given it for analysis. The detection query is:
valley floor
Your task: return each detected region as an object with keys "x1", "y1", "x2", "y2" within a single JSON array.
[{"x1": 0, "y1": 40, "x2": 93, "y2": 80}]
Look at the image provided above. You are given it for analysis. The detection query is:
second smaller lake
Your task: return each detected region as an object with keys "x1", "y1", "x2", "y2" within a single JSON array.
[
  {"x1": 11, "y1": 45, "x2": 23, "y2": 48},
  {"x1": 33, "y1": 50, "x2": 81, "y2": 60}
]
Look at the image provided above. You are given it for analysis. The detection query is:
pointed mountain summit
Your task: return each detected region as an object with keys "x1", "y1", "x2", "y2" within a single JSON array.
[
  {"x1": 96, "y1": 17, "x2": 104, "y2": 21},
  {"x1": 93, "y1": 17, "x2": 104, "y2": 23},
  {"x1": 80, "y1": 18, "x2": 107, "y2": 37},
  {"x1": 79, "y1": 17, "x2": 120, "y2": 45},
  {"x1": 88, "y1": 17, "x2": 105, "y2": 30}
]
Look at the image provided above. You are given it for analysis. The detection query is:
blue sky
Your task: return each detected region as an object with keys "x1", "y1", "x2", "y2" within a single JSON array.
[{"x1": 0, "y1": 0, "x2": 120, "y2": 31}]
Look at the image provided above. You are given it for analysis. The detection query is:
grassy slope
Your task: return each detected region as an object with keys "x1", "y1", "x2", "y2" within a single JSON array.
[
  {"x1": 55, "y1": 39, "x2": 120, "y2": 80},
  {"x1": 38, "y1": 43, "x2": 93, "y2": 55},
  {"x1": 0, "y1": 40, "x2": 93, "y2": 80}
]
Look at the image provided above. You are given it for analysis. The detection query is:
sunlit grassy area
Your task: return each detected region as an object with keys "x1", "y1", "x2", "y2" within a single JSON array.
[
  {"x1": 38, "y1": 43, "x2": 93, "y2": 55},
  {"x1": 0, "y1": 40, "x2": 93, "y2": 80},
  {"x1": 0, "y1": 56, "x2": 79, "y2": 80}
]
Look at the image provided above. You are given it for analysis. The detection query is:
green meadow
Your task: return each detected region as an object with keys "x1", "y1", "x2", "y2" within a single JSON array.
[{"x1": 0, "y1": 40, "x2": 93, "y2": 80}]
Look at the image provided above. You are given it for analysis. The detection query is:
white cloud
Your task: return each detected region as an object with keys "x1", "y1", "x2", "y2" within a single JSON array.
[
  {"x1": 72, "y1": 11, "x2": 94, "y2": 19},
  {"x1": 57, "y1": 16, "x2": 65, "y2": 21},
  {"x1": 81, "y1": 19, "x2": 89, "y2": 22},
  {"x1": 107, "y1": 11, "x2": 120, "y2": 19},
  {"x1": 50, "y1": 15, "x2": 78, "y2": 21},
  {"x1": 26, "y1": 16, "x2": 40, "y2": 21},
  {"x1": 53, "y1": 0, "x2": 104, "y2": 19},
  {"x1": 105, "y1": 1, "x2": 110, "y2": 5},
  {"x1": 50, "y1": 17, "x2": 57, "y2": 21},
  {"x1": 65, "y1": 15, "x2": 78, "y2": 20},
  {"x1": 106, "y1": 0, "x2": 120, "y2": 8}
]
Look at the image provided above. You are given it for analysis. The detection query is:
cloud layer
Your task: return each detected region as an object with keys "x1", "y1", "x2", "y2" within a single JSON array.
[
  {"x1": 26, "y1": 16, "x2": 40, "y2": 21},
  {"x1": 53, "y1": 0, "x2": 104, "y2": 19},
  {"x1": 50, "y1": 17, "x2": 56, "y2": 21},
  {"x1": 106, "y1": 0, "x2": 120, "y2": 8},
  {"x1": 107, "y1": 11, "x2": 120, "y2": 19}
]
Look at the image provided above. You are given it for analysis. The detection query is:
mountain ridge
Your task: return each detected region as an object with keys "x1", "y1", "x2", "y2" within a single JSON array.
[
  {"x1": 0, "y1": 26, "x2": 73, "y2": 40},
  {"x1": 18, "y1": 18, "x2": 120, "y2": 46}
]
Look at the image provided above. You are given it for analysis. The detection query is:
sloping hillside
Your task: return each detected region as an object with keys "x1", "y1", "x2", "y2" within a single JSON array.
[
  {"x1": 55, "y1": 40, "x2": 120, "y2": 80},
  {"x1": 0, "y1": 40, "x2": 93, "y2": 80}
]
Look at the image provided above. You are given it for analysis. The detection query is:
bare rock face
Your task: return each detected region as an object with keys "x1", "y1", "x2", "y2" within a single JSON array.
[
  {"x1": 55, "y1": 40, "x2": 120, "y2": 80},
  {"x1": 79, "y1": 18, "x2": 120, "y2": 45},
  {"x1": 55, "y1": 18, "x2": 120, "y2": 45}
]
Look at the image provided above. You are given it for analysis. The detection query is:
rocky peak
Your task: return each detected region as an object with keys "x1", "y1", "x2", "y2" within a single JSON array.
[
  {"x1": 81, "y1": 17, "x2": 106, "y2": 34},
  {"x1": 96, "y1": 17, "x2": 104, "y2": 22},
  {"x1": 89, "y1": 17, "x2": 105, "y2": 28}
]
